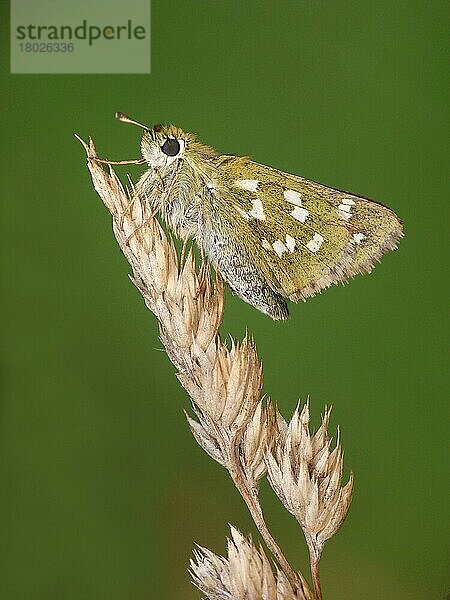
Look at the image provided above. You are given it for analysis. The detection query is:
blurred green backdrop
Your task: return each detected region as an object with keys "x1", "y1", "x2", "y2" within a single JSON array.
[{"x1": 1, "y1": 1, "x2": 448, "y2": 599}]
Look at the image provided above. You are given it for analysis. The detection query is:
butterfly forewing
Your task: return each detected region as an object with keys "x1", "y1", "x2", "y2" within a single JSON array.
[{"x1": 206, "y1": 157, "x2": 402, "y2": 303}]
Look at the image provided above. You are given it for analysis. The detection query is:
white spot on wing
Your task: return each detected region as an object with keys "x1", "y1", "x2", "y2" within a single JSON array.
[
  {"x1": 306, "y1": 233, "x2": 324, "y2": 253},
  {"x1": 338, "y1": 206, "x2": 351, "y2": 220},
  {"x1": 235, "y1": 198, "x2": 265, "y2": 221},
  {"x1": 235, "y1": 179, "x2": 259, "y2": 192},
  {"x1": 248, "y1": 198, "x2": 265, "y2": 220},
  {"x1": 284, "y1": 189, "x2": 309, "y2": 222},
  {"x1": 236, "y1": 206, "x2": 250, "y2": 220},
  {"x1": 353, "y1": 232, "x2": 366, "y2": 244},
  {"x1": 291, "y1": 206, "x2": 309, "y2": 223},
  {"x1": 284, "y1": 189, "x2": 302, "y2": 206},
  {"x1": 261, "y1": 238, "x2": 272, "y2": 251},
  {"x1": 285, "y1": 234, "x2": 296, "y2": 252},
  {"x1": 206, "y1": 181, "x2": 216, "y2": 193},
  {"x1": 338, "y1": 198, "x2": 355, "y2": 221},
  {"x1": 273, "y1": 240, "x2": 288, "y2": 257}
]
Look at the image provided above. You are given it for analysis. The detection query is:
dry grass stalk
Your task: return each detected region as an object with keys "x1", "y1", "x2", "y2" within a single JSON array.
[{"x1": 79, "y1": 136, "x2": 353, "y2": 600}]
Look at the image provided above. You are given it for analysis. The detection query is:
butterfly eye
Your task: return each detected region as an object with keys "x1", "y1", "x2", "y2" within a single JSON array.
[{"x1": 161, "y1": 137, "x2": 180, "y2": 156}]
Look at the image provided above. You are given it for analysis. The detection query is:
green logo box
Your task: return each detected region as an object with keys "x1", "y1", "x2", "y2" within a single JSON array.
[{"x1": 10, "y1": 0, "x2": 150, "y2": 73}]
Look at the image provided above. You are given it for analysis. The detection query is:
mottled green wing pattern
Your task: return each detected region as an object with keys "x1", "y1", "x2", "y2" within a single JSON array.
[{"x1": 207, "y1": 155, "x2": 402, "y2": 305}]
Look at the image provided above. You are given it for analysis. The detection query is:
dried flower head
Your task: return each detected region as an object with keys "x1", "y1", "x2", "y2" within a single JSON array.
[
  {"x1": 185, "y1": 394, "x2": 276, "y2": 479},
  {"x1": 180, "y1": 335, "x2": 263, "y2": 430},
  {"x1": 190, "y1": 526, "x2": 311, "y2": 600},
  {"x1": 266, "y1": 402, "x2": 353, "y2": 560},
  {"x1": 240, "y1": 398, "x2": 278, "y2": 485},
  {"x1": 77, "y1": 136, "x2": 224, "y2": 377}
]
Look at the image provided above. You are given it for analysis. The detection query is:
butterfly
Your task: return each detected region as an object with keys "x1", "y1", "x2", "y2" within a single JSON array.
[{"x1": 105, "y1": 112, "x2": 403, "y2": 320}]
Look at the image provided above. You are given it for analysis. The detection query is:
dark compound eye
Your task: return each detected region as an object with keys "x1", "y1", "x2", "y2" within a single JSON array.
[{"x1": 161, "y1": 137, "x2": 180, "y2": 157}]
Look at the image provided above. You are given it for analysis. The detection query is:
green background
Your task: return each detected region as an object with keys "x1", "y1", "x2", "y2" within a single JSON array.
[{"x1": 1, "y1": 1, "x2": 448, "y2": 599}]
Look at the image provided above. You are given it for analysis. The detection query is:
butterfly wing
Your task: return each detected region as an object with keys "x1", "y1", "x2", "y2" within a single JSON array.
[{"x1": 200, "y1": 155, "x2": 402, "y2": 318}]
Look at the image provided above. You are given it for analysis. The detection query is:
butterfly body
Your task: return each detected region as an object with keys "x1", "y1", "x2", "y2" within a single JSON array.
[{"x1": 132, "y1": 118, "x2": 402, "y2": 320}]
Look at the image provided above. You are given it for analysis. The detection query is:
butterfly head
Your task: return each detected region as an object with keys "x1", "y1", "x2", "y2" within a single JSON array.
[
  {"x1": 140, "y1": 123, "x2": 189, "y2": 173},
  {"x1": 115, "y1": 111, "x2": 217, "y2": 179},
  {"x1": 116, "y1": 111, "x2": 202, "y2": 176}
]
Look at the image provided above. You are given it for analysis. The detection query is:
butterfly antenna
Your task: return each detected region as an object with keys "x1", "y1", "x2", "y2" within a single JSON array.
[{"x1": 115, "y1": 112, "x2": 149, "y2": 130}]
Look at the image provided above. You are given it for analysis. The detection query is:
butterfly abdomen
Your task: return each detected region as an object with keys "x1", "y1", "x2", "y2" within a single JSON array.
[{"x1": 202, "y1": 225, "x2": 289, "y2": 320}]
